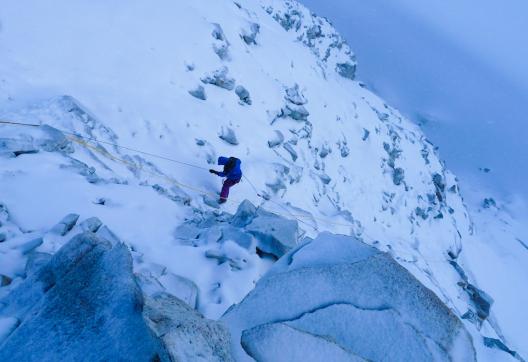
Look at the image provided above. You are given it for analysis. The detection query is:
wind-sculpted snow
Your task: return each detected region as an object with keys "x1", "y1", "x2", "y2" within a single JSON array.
[{"x1": 223, "y1": 233, "x2": 476, "y2": 361}]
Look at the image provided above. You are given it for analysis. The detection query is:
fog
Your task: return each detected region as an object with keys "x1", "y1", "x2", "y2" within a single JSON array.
[{"x1": 301, "y1": 0, "x2": 528, "y2": 204}]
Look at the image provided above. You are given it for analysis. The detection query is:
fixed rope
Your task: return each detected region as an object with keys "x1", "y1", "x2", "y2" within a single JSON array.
[{"x1": 1, "y1": 119, "x2": 359, "y2": 231}]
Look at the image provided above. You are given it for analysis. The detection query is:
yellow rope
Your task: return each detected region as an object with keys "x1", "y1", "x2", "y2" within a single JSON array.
[{"x1": 2, "y1": 120, "x2": 357, "y2": 231}]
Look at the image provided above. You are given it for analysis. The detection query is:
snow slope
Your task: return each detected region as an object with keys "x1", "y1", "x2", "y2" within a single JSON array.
[{"x1": 0, "y1": 0, "x2": 525, "y2": 360}]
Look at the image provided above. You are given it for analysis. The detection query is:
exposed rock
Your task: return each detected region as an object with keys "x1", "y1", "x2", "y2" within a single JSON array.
[
  {"x1": 144, "y1": 292, "x2": 233, "y2": 362},
  {"x1": 267, "y1": 130, "x2": 285, "y2": 148},
  {"x1": 211, "y1": 23, "x2": 230, "y2": 60},
  {"x1": 393, "y1": 167, "x2": 405, "y2": 186},
  {"x1": 231, "y1": 200, "x2": 258, "y2": 228},
  {"x1": 285, "y1": 84, "x2": 307, "y2": 105},
  {"x1": 201, "y1": 67, "x2": 235, "y2": 91},
  {"x1": 38, "y1": 125, "x2": 74, "y2": 153},
  {"x1": 16, "y1": 237, "x2": 43, "y2": 255},
  {"x1": 79, "y1": 217, "x2": 103, "y2": 233},
  {"x1": 0, "y1": 233, "x2": 171, "y2": 361},
  {"x1": 235, "y1": 85, "x2": 252, "y2": 105},
  {"x1": 241, "y1": 323, "x2": 363, "y2": 362},
  {"x1": 283, "y1": 143, "x2": 298, "y2": 161},
  {"x1": 50, "y1": 213, "x2": 80, "y2": 236},
  {"x1": 0, "y1": 275, "x2": 12, "y2": 287},
  {"x1": 174, "y1": 222, "x2": 202, "y2": 242},
  {"x1": 205, "y1": 248, "x2": 246, "y2": 270},
  {"x1": 283, "y1": 103, "x2": 309, "y2": 121},
  {"x1": 189, "y1": 85, "x2": 207, "y2": 100},
  {"x1": 0, "y1": 203, "x2": 9, "y2": 223},
  {"x1": 223, "y1": 233, "x2": 476, "y2": 361},
  {"x1": 245, "y1": 210, "x2": 299, "y2": 258},
  {"x1": 336, "y1": 62, "x2": 356, "y2": 80},
  {"x1": 95, "y1": 225, "x2": 121, "y2": 245},
  {"x1": 362, "y1": 129, "x2": 370, "y2": 141},
  {"x1": 482, "y1": 198, "x2": 497, "y2": 209},
  {"x1": 0, "y1": 138, "x2": 38, "y2": 157},
  {"x1": 432, "y1": 173, "x2": 446, "y2": 202},
  {"x1": 318, "y1": 144, "x2": 331, "y2": 158},
  {"x1": 221, "y1": 225, "x2": 254, "y2": 250},
  {"x1": 483, "y1": 337, "x2": 524, "y2": 361},
  {"x1": 219, "y1": 126, "x2": 239, "y2": 145},
  {"x1": 24, "y1": 252, "x2": 52, "y2": 276},
  {"x1": 318, "y1": 173, "x2": 331, "y2": 185},
  {"x1": 0, "y1": 317, "x2": 19, "y2": 344},
  {"x1": 463, "y1": 283, "x2": 494, "y2": 321},
  {"x1": 60, "y1": 158, "x2": 100, "y2": 183},
  {"x1": 158, "y1": 273, "x2": 199, "y2": 309},
  {"x1": 241, "y1": 22, "x2": 260, "y2": 45}
]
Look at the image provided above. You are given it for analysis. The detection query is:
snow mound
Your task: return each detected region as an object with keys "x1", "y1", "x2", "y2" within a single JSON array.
[{"x1": 222, "y1": 233, "x2": 476, "y2": 361}]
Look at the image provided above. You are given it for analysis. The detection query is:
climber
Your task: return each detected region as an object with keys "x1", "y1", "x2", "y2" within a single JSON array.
[{"x1": 209, "y1": 156, "x2": 242, "y2": 204}]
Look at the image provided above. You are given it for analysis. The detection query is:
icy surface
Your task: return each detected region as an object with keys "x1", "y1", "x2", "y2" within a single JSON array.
[
  {"x1": 0, "y1": 232, "x2": 171, "y2": 361},
  {"x1": 0, "y1": 0, "x2": 524, "y2": 359},
  {"x1": 241, "y1": 323, "x2": 364, "y2": 362},
  {"x1": 223, "y1": 233, "x2": 476, "y2": 361}
]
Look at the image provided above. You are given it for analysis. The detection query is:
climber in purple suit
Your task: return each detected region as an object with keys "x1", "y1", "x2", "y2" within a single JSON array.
[{"x1": 209, "y1": 156, "x2": 242, "y2": 204}]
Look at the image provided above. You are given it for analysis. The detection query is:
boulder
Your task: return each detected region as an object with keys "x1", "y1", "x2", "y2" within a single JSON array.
[
  {"x1": 0, "y1": 232, "x2": 171, "y2": 361},
  {"x1": 284, "y1": 84, "x2": 307, "y2": 105},
  {"x1": 211, "y1": 23, "x2": 230, "y2": 61},
  {"x1": 392, "y1": 167, "x2": 405, "y2": 186},
  {"x1": 219, "y1": 126, "x2": 239, "y2": 145},
  {"x1": 335, "y1": 62, "x2": 356, "y2": 80},
  {"x1": 235, "y1": 85, "x2": 251, "y2": 105},
  {"x1": 222, "y1": 233, "x2": 476, "y2": 362},
  {"x1": 241, "y1": 22, "x2": 260, "y2": 45},
  {"x1": 268, "y1": 130, "x2": 285, "y2": 148},
  {"x1": 158, "y1": 273, "x2": 199, "y2": 309},
  {"x1": 231, "y1": 200, "x2": 258, "y2": 228},
  {"x1": 16, "y1": 237, "x2": 43, "y2": 255},
  {"x1": 221, "y1": 225, "x2": 253, "y2": 250},
  {"x1": 241, "y1": 323, "x2": 363, "y2": 362},
  {"x1": 241, "y1": 323, "x2": 365, "y2": 362},
  {"x1": 283, "y1": 143, "x2": 298, "y2": 161},
  {"x1": 95, "y1": 225, "x2": 121, "y2": 245},
  {"x1": 38, "y1": 125, "x2": 74, "y2": 153},
  {"x1": 79, "y1": 216, "x2": 103, "y2": 233},
  {"x1": 245, "y1": 210, "x2": 299, "y2": 258},
  {"x1": 189, "y1": 85, "x2": 207, "y2": 100},
  {"x1": 144, "y1": 292, "x2": 233, "y2": 362},
  {"x1": 201, "y1": 67, "x2": 235, "y2": 91},
  {"x1": 50, "y1": 213, "x2": 79, "y2": 236},
  {"x1": 283, "y1": 103, "x2": 309, "y2": 121},
  {"x1": 24, "y1": 252, "x2": 52, "y2": 276}
]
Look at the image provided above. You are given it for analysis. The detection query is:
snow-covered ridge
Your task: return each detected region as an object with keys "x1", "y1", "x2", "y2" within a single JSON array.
[{"x1": 0, "y1": 0, "x2": 525, "y2": 360}]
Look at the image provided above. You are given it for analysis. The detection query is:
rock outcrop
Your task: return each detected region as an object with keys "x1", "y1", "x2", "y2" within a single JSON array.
[
  {"x1": 222, "y1": 233, "x2": 476, "y2": 362},
  {"x1": 0, "y1": 231, "x2": 233, "y2": 361},
  {"x1": 0, "y1": 232, "x2": 170, "y2": 361}
]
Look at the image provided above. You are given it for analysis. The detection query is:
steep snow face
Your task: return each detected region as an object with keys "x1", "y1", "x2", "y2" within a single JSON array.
[{"x1": 0, "y1": 0, "x2": 523, "y2": 360}]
